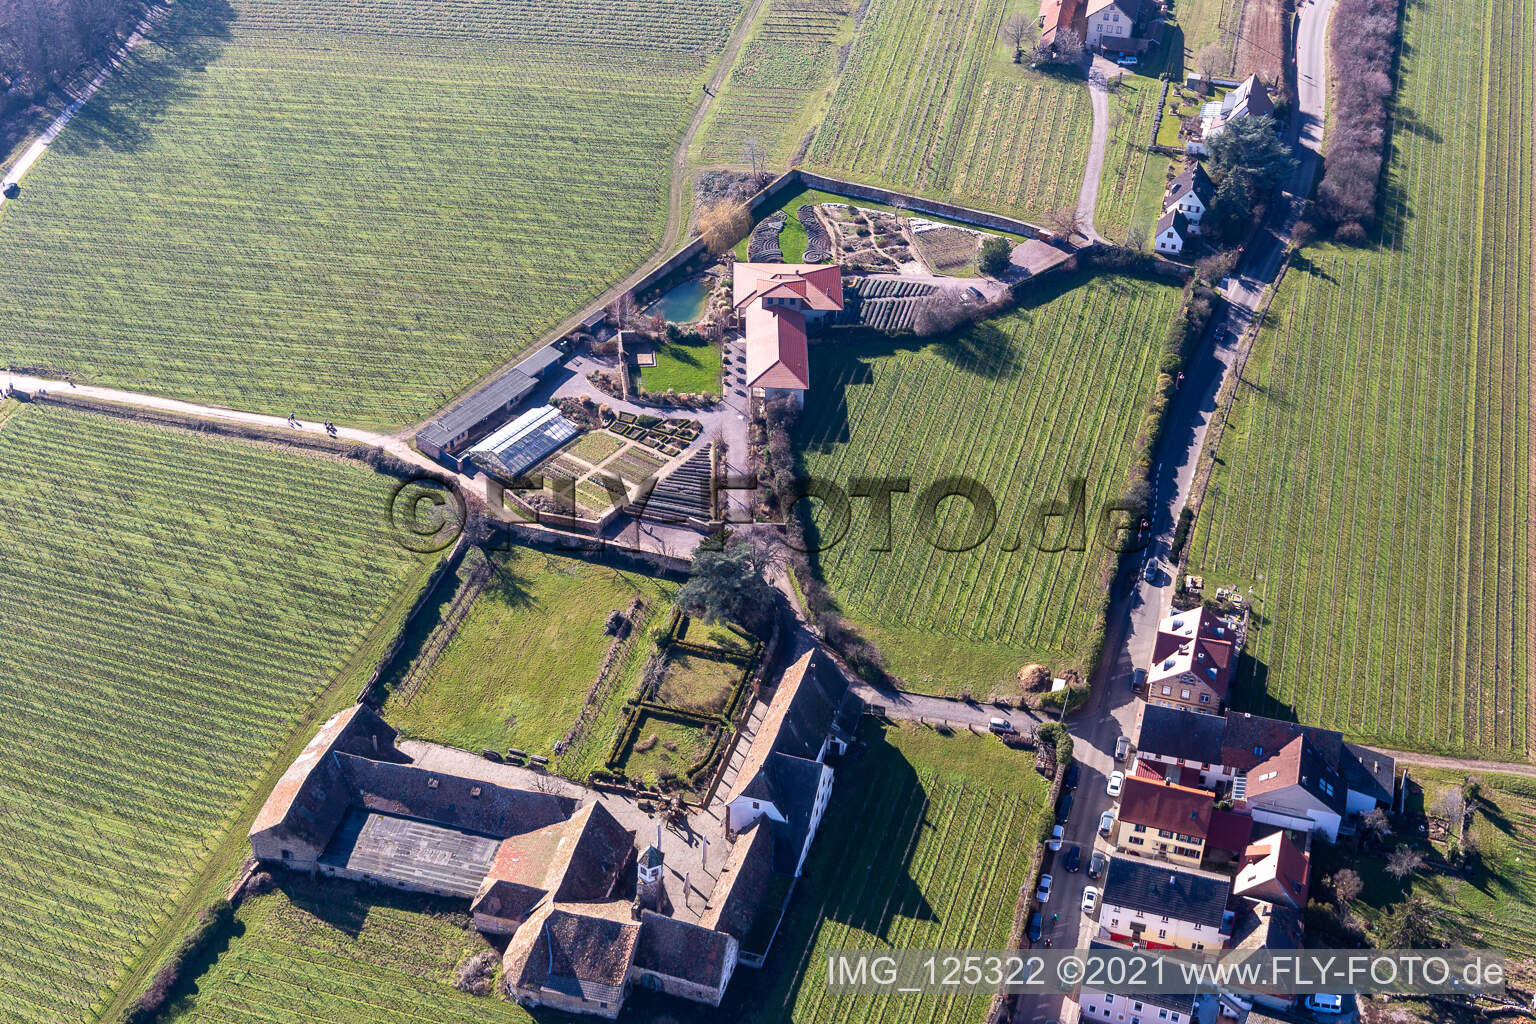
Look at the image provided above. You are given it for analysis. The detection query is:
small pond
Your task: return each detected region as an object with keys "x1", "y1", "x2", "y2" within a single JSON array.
[{"x1": 643, "y1": 276, "x2": 711, "y2": 323}]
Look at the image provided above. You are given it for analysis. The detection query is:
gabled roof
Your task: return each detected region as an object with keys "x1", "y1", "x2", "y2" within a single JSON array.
[
  {"x1": 1039, "y1": 0, "x2": 1084, "y2": 45},
  {"x1": 1101, "y1": 857, "x2": 1231, "y2": 928},
  {"x1": 503, "y1": 901, "x2": 640, "y2": 1005},
  {"x1": 1221, "y1": 74, "x2": 1274, "y2": 120},
  {"x1": 763, "y1": 753, "x2": 828, "y2": 873},
  {"x1": 341, "y1": 754, "x2": 574, "y2": 839},
  {"x1": 1086, "y1": 0, "x2": 1139, "y2": 17},
  {"x1": 732, "y1": 263, "x2": 844, "y2": 311},
  {"x1": 744, "y1": 303, "x2": 810, "y2": 390},
  {"x1": 729, "y1": 649, "x2": 845, "y2": 803},
  {"x1": 1118, "y1": 776, "x2": 1213, "y2": 838},
  {"x1": 1148, "y1": 606, "x2": 1236, "y2": 697},
  {"x1": 1166, "y1": 163, "x2": 1214, "y2": 207},
  {"x1": 1244, "y1": 735, "x2": 1346, "y2": 815},
  {"x1": 1229, "y1": 898, "x2": 1303, "y2": 953},
  {"x1": 1233, "y1": 830, "x2": 1310, "y2": 908},
  {"x1": 472, "y1": 801, "x2": 635, "y2": 918},
  {"x1": 1157, "y1": 208, "x2": 1192, "y2": 238},
  {"x1": 1136, "y1": 704, "x2": 1227, "y2": 764},
  {"x1": 1221, "y1": 712, "x2": 1394, "y2": 804},
  {"x1": 1084, "y1": 944, "x2": 1197, "y2": 1015},
  {"x1": 701, "y1": 819, "x2": 776, "y2": 941},
  {"x1": 633, "y1": 911, "x2": 734, "y2": 989}
]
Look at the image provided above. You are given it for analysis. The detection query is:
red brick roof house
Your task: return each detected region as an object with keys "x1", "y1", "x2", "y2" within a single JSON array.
[
  {"x1": 1238, "y1": 734, "x2": 1347, "y2": 840},
  {"x1": 732, "y1": 263, "x2": 843, "y2": 406},
  {"x1": 1039, "y1": 0, "x2": 1085, "y2": 47},
  {"x1": 1113, "y1": 776, "x2": 1214, "y2": 867},
  {"x1": 1233, "y1": 830, "x2": 1311, "y2": 909},
  {"x1": 1146, "y1": 606, "x2": 1236, "y2": 714}
]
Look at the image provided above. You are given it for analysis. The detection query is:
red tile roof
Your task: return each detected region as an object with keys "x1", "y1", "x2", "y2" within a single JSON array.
[
  {"x1": 732, "y1": 263, "x2": 843, "y2": 311},
  {"x1": 1040, "y1": 0, "x2": 1085, "y2": 45},
  {"x1": 1205, "y1": 808, "x2": 1254, "y2": 855},
  {"x1": 1234, "y1": 830, "x2": 1310, "y2": 908},
  {"x1": 1118, "y1": 776, "x2": 1213, "y2": 838},
  {"x1": 744, "y1": 304, "x2": 810, "y2": 390}
]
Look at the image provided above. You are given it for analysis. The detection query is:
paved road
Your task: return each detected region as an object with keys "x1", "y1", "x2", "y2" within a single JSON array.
[
  {"x1": 1013, "y1": 8, "x2": 1338, "y2": 1023},
  {"x1": 847, "y1": 681, "x2": 1041, "y2": 734},
  {"x1": 1075, "y1": 59, "x2": 1121, "y2": 242}
]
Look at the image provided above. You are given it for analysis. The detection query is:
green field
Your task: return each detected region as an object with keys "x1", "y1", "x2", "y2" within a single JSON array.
[
  {"x1": 0, "y1": 0, "x2": 746, "y2": 428},
  {"x1": 160, "y1": 875, "x2": 542, "y2": 1023},
  {"x1": 382, "y1": 545, "x2": 675, "y2": 763},
  {"x1": 1095, "y1": 75, "x2": 1175, "y2": 243},
  {"x1": 640, "y1": 335, "x2": 724, "y2": 396},
  {"x1": 796, "y1": 274, "x2": 1182, "y2": 693},
  {"x1": 1186, "y1": 0, "x2": 1534, "y2": 757},
  {"x1": 693, "y1": 0, "x2": 857, "y2": 166},
  {"x1": 0, "y1": 404, "x2": 433, "y2": 1024},
  {"x1": 805, "y1": 0, "x2": 1091, "y2": 220}
]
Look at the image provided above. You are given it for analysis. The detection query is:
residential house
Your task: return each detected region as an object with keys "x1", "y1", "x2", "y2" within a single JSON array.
[
  {"x1": 1099, "y1": 857, "x2": 1232, "y2": 950},
  {"x1": 1134, "y1": 704, "x2": 1232, "y2": 788},
  {"x1": 1220, "y1": 711, "x2": 1395, "y2": 818},
  {"x1": 1164, "y1": 163, "x2": 1214, "y2": 229},
  {"x1": 732, "y1": 263, "x2": 844, "y2": 406},
  {"x1": 1195, "y1": 74, "x2": 1275, "y2": 149},
  {"x1": 1039, "y1": 0, "x2": 1085, "y2": 48},
  {"x1": 1146, "y1": 607, "x2": 1236, "y2": 713},
  {"x1": 1114, "y1": 776, "x2": 1214, "y2": 868},
  {"x1": 1155, "y1": 209, "x2": 1191, "y2": 255},
  {"x1": 1231, "y1": 831, "x2": 1310, "y2": 909},
  {"x1": 1226, "y1": 898, "x2": 1305, "y2": 1011},
  {"x1": 1085, "y1": 0, "x2": 1142, "y2": 49},
  {"x1": 1237, "y1": 734, "x2": 1346, "y2": 840},
  {"x1": 1203, "y1": 807, "x2": 1255, "y2": 869},
  {"x1": 1079, "y1": 943, "x2": 1220, "y2": 1024},
  {"x1": 725, "y1": 648, "x2": 857, "y2": 875},
  {"x1": 502, "y1": 902, "x2": 641, "y2": 1018}
]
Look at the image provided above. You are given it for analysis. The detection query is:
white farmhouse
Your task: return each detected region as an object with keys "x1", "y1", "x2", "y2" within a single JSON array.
[{"x1": 1155, "y1": 209, "x2": 1192, "y2": 255}]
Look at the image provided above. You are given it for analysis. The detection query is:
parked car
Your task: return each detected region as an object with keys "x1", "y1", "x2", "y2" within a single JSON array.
[
  {"x1": 1048, "y1": 824, "x2": 1065, "y2": 851},
  {"x1": 1064, "y1": 762, "x2": 1081, "y2": 791},
  {"x1": 1106, "y1": 770, "x2": 1125, "y2": 797},
  {"x1": 1305, "y1": 995, "x2": 1345, "y2": 1015},
  {"x1": 989, "y1": 717, "x2": 1015, "y2": 734},
  {"x1": 1115, "y1": 735, "x2": 1131, "y2": 760},
  {"x1": 1144, "y1": 560, "x2": 1160, "y2": 584},
  {"x1": 1036, "y1": 873, "x2": 1053, "y2": 904},
  {"x1": 1081, "y1": 885, "x2": 1100, "y2": 914},
  {"x1": 1056, "y1": 793, "x2": 1074, "y2": 824},
  {"x1": 1028, "y1": 911, "x2": 1044, "y2": 943},
  {"x1": 1099, "y1": 810, "x2": 1116, "y2": 837},
  {"x1": 1088, "y1": 850, "x2": 1108, "y2": 879},
  {"x1": 1116, "y1": 56, "x2": 1138, "y2": 66},
  {"x1": 1130, "y1": 668, "x2": 1146, "y2": 692},
  {"x1": 1064, "y1": 845, "x2": 1082, "y2": 873}
]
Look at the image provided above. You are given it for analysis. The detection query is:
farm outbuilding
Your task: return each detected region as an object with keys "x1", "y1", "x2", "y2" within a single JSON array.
[{"x1": 414, "y1": 344, "x2": 566, "y2": 462}]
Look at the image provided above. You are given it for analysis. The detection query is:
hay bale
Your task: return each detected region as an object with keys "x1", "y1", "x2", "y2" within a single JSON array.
[{"x1": 1018, "y1": 663, "x2": 1051, "y2": 691}]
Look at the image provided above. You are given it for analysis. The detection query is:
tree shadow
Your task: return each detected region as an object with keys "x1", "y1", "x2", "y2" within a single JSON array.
[
  {"x1": 59, "y1": 0, "x2": 238, "y2": 155},
  {"x1": 1288, "y1": 248, "x2": 1335, "y2": 282}
]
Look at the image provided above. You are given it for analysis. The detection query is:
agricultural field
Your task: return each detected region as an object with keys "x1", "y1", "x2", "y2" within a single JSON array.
[
  {"x1": 1173, "y1": 0, "x2": 1282, "y2": 81},
  {"x1": 382, "y1": 545, "x2": 675, "y2": 765},
  {"x1": 693, "y1": 0, "x2": 857, "y2": 167},
  {"x1": 1186, "y1": 0, "x2": 1534, "y2": 757},
  {"x1": 158, "y1": 874, "x2": 540, "y2": 1023},
  {"x1": 0, "y1": 404, "x2": 435, "y2": 1024},
  {"x1": 796, "y1": 273, "x2": 1182, "y2": 694},
  {"x1": 1094, "y1": 74, "x2": 1175, "y2": 243},
  {"x1": 0, "y1": 0, "x2": 747, "y2": 428},
  {"x1": 630, "y1": 718, "x2": 1051, "y2": 1023},
  {"x1": 805, "y1": 0, "x2": 1091, "y2": 220}
]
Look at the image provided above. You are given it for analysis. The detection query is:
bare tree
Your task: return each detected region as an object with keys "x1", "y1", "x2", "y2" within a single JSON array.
[
  {"x1": 743, "y1": 137, "x2": 767, "y2": 180},
  {"x1": 1329, "y1": 868, "x2": 1364, "y2": 906},
  {"x1": 1047, "y1": 205, "x2": 1084, "y2": 238},
  {"x1": 1051, "y1": 27, "x2": 1085, "y2": 63},
  {"x1": 1431, "y1": 789, "x2": 1466, "y2": 826},
  {"x1": 1194, "y1": 42, "x2": 1229, "y2": 81},
  {"x1": 913, "y1": 288, "x2": 983, "y2": 337},
  {"x1": 606, "y1": 292, "x2": 636, "y2": 330},
  {"x1": 1385, "y1": 846, "x2": 1425, "y2": 881},
  {"x1": 1123, "y1": 225, "x2": 1148, "y2": 252},
  {"x1": 1002, "y1": 13, "x2": 1037, "y2": 62},
  {"x1": 1359, "y1": 807, "x2": 1392, "y2": 843}
]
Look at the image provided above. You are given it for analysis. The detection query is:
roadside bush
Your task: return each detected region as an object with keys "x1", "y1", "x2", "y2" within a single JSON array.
[
  {"x1": 1170, "y1": 506, "x2": 1195, "y2": 561},
  {"x1": 977, "y1": 235, "x2": 1011, "y2": 276},
  {"x1": 119, "y1": 899, "x2": 235, "y2": 1024},
  {"x1": 1317, "y1": 0, "x2": 1401, "y2": 238},
  {"x1": 454, "y1": 950, "x2": 499, "y2": 996}
]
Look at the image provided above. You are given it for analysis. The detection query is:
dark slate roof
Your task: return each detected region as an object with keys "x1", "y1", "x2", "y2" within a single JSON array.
[
  {"x1": 516, "y1": 344, "x2": 565, "y2": 379},
  {"x1": 764, "y1": 753, "x2": 826, "y2": 874},
  {"x1": 339, "y1": 753, "x2": 575, "y2": 839},
  {"x1": 1101, "y1": 857, "x2": 1231, "y2": 928},
  {"x1": 701, "y1": 819, "x2": 775, "y2": 941},
  {"x1": 416, "y1": 367, "x2": 537, "y2": 450},
  {"x1": 1342, "y1": 741, "x2": 1395, "y2": 804},
  {"x1": 1137, "y1": 705, "x2": 1226, "y2": 764},
  {"x1": 1166, "y1": 163, "x2": 1214, "y2": 206},
  {"x1": 1223, "y1": 711, "x2": 1394, "y2": 805},
  {"x1": 730, "y1": 649, "x2": 845, "y2": 804},
  {"x1": 1085, "y1": 942, "x2": 1196, "y2": 1016},
  {"x1": 1157, "y1": 208, "x2": 1191, "y2": 237},
  {"x1": 633, "y1": 911, "x2": 734, "y2": 988}
]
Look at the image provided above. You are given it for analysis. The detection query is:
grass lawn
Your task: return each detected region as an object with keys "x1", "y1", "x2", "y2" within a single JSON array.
[
  {"x1": 620, "y1": 712, "x2": 715, "y2": 786},
  {"x1": 1094, "y1": 74, "x2": 1176, "y2": 242},
  {"x1": 657, "y1": 650, "x2": 747, "y2": 715},
  {"x1": 0, "y1": 0, "x2": 746, "y2": 428},
  {"x1": 0, "y1": 405, "x2": 436, "y2": 1024},
  {"x1": 627, "y1": 718, "x2": 1051, "y2": 1023},
  {"x1": 795, "y1": 273, "x2": 1181, "y2": 695},
  {"x1": 680, "y1": 617, "x2": 758, "y2": 655},
  {"x1": 382, "y1": 546, "x2": 675, "y2": 761},
  {"x1": 639, "y1": 334, "x2": 724, "y2": 396},
  {"x1": 1186, "y1": 0, "x2": 1534, "y2": 757}
]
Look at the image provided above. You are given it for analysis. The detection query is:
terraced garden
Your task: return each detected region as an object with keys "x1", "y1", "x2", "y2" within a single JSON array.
[
  {"x1": 0, "y1": 0, "x2": 746, "y2": 428},
  {"x1": 805, "y1": 0, "x2": 1091, "y2": 220},
  {"x1": 1186, "y1": 0, "x2": 1534, "y2": 758},
  {"x1": 796, "y1": 274, "x2": 1182, "y2": 693},
  {"x1": 0, "y1": 404, "x2": 434, "y2": 1024},
  {"x1": 694, "y1": 0, "x2": 856, "y2": 166}
]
